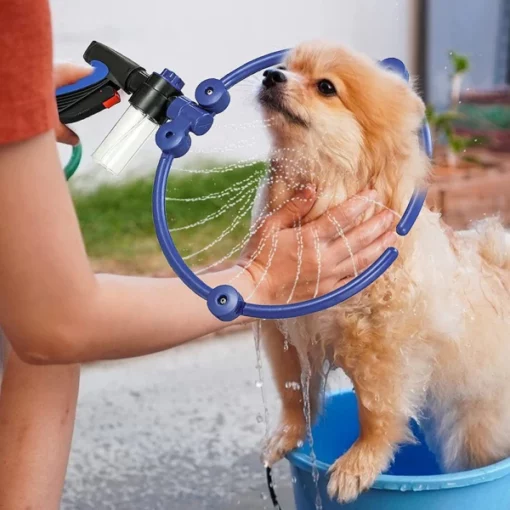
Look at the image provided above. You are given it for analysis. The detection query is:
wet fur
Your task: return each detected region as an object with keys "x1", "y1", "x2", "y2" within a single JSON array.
[{"x1": 254, "y1": 41, "x2": 510, "y2": 503}]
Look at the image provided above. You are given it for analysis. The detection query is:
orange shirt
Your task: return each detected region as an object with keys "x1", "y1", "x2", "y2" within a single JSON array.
[{"x1": 0, "y1": 0, "x2": 57, "y2": 144}]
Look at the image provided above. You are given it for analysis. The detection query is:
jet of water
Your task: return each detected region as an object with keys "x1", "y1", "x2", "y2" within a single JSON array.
[
  {"x1": 300, "y1": 361, "x2": 323, "y2": 510},
  {"x1": 245, "y1": 229, "x2": 279, "y2": 301},
  {"x1": 327, "y1": 211, "x2": 358, "y2": 277},
  {"x1": 253, "y1": 320, "x2": 271, "y2": 441},
  {"x1": 286, "y1": 219, "x2": 304, "y2": 304},
  {"x1": 183, "y1": 193, "x2": 255, "y2": 260},
  {"x1": 166, "y1": 172, "x2": 261, "y2": 202},
  {"x1": 312, "y1": 228, "x2": 322, "y2": 299}
]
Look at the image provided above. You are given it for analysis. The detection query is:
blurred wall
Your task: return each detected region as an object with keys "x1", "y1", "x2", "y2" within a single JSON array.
[{"x1": 50, "y1": 0, "x2": 417, "y2": 187}]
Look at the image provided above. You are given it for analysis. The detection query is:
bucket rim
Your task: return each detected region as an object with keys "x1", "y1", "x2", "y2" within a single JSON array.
[{"x1": 286, "y1": 391, "x2": 510, "y2": 492}]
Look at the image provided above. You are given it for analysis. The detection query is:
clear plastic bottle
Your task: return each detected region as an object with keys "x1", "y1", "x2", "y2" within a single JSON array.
[{"x1": 92, "y1": 105, "x2": 158, "y2": 175}]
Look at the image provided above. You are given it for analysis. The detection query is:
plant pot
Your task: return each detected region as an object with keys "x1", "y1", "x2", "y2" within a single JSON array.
[
  {"x1": 455, "y1": 88, "x2": 510, "y2": 152},
  {"x1": 426, "y1": 150, "x2": 510, "y2": 230},
  {"x1": 455, "y1": 128, "x2": 510, "y2": 153}
]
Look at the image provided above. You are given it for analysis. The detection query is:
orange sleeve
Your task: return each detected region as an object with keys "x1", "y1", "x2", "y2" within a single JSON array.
[{"x1": 0, "y1": 0, "x2": 57, "y2": 144}]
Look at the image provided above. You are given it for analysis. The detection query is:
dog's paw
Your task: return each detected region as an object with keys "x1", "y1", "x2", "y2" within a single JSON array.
[
  {"x1": 327, "y1": 442, "x2": 387, "y2": 503},
  {"x1": 263, "y1": 421, "x2": 306, "y2": 466},
  {"x1": 327, "y1": 469, "x2": 367, "y2": 504}
]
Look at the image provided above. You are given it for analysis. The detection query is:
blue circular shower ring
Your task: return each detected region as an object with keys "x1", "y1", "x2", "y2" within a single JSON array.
[{"x1": 152, "y1": 50, "x2": 431, "y2": 321}]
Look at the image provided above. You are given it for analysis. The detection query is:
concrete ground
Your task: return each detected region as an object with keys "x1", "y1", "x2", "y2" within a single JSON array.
[{"x1": 61, "y1": 330, "x2": 327, "y2": 510}]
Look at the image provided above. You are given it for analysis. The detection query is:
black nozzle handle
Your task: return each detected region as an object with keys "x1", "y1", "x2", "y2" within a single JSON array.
[{"x1": 84, "y1": 41, "x2": 148, "y2": 94}]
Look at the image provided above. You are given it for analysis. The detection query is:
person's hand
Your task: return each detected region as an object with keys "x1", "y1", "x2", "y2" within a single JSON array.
[
  {"x1": 237, "y1": 188, "x2": 397, "y2": 304},
  {"x1": 53, "y1": 62, "x2": 93, "y2": 146}
]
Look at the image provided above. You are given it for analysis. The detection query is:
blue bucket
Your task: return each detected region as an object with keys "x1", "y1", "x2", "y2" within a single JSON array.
[{"x1": 287, "y1": 391, "x2": 510, "y2": 509}]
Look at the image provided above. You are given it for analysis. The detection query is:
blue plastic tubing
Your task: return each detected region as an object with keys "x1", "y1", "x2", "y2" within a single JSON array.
[{"x1": 152, "y1": 50, "x2": 431, "y2": 320}]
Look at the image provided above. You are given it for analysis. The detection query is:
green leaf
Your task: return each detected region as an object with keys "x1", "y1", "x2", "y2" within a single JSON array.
[
  {"x1": 436, "y1": 111, "x2": 462, "y2": 124},
  {"x1": 442, "y1": 111, "x2": 463, "y2": 121},
  {"x1": 449, "y1": 51, "x2": 470, "y2": 74},
  {"x1": 447, "y1": 133, "x2": 469, "y2": 153},
  {"x1": 435, "y1": 117, "x2": 453, "y2": 134},
  {"x1": 426, "y1": 109, "x2": 464, "y2": 131},
  {"x1": 425, "y1": 104, "x2": 436, "y2": 123},
  {"x1": 443, "y1": 124, "x2": 455, "y2": 137}
]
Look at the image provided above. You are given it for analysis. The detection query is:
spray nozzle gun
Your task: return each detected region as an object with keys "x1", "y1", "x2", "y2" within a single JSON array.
[{"x1": 57, "y1": 41, "x2": 184, "y2": 174}]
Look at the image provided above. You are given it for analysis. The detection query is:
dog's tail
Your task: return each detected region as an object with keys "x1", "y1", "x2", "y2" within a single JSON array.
[{"x1": 474, "y1": 217, "x2": 510, "y2": 271}]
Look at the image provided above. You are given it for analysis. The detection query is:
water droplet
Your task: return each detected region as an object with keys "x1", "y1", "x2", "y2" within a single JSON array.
[
  {"x1": 256, "y1": 413, "x2": 264, "y2": 423},
  {"x1": 256, "y1": 380, "x2": 263, "y2": 388},
  {"x1": 260, "y1": 492, "x2": 268, "y2": 500},
  {"x1": 297, "y1": 440, "x2": 304, "y2": 448},
  {"x1": 292, "y1": 476, "x2": 297, "y2": 484}
]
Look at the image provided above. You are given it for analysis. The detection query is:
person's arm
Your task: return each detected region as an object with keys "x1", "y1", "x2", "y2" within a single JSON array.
[
  {"x1": 0, "y1": 344, "x2": 79, "y2": 510},
  {"x1": 0, "y1": 130, "x2": 394, "y2": 364},
  {"x1": 0, "y1": 64, "x2": 102, "y2": 510},
  {"x1": 0, "y1": 59, "x2": 94, "y2": 510}
]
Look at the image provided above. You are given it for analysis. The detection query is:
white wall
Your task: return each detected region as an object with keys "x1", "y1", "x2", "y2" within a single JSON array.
[{"x1": 50, "y1": 0, "x2": 416, "y2": 188}]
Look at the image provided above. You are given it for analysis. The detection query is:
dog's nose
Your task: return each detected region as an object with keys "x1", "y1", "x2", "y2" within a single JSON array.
[{"x1": 262, "y1": 69, "x2": 287, "y2": 88}]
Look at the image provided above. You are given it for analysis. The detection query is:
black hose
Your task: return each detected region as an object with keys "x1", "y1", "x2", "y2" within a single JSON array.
[{"x1": 266, "y1": 466, "x2": 282, "y2": 510}]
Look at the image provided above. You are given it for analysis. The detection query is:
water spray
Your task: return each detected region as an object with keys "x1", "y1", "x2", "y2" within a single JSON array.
[{"x1": 57, "y1": 41, "x2": 432, "y2": 322}]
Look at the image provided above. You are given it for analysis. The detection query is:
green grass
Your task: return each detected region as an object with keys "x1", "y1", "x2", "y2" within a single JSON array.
[{"x1": 73, "y1": 162, "x2": 265, "y2": 275}]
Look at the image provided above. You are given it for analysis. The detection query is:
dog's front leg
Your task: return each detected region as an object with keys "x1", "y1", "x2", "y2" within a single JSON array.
[{"x1": 328, "y1": 336, "x2": 412, "y2": 503}]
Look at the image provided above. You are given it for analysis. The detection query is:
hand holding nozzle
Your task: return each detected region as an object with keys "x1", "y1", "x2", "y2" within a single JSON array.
[{"x1": 55, "y1": 41, "x2": 184, "y2": 174}]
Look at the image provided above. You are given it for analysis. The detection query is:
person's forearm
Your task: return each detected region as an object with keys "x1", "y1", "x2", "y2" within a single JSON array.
[
  {"x1": 0, "y1": 346, "x2": 79, "y2": 509},
  {"x1": 0, "y1": 131, "x2": 393, "y2": 365},
  {"x1": 54, "y1": 268, "x2": 254, "y2": 364},
  {"x1": 0, "y1": 133, "x2": 253, "y2": 364},
  {"x1": 8, "y1": 267, "x2": 254, "y2": 365},
  {"x1": 92, "y1": 268, "x2": 254, "y2": 361}
]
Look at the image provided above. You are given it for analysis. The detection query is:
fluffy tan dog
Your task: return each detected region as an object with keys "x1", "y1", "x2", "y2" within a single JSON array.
[{"x1": 254, "y1": 41, "x2": 510, "y2": 503}]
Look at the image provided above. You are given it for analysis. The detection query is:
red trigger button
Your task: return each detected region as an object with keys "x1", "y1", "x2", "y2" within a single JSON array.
[{"x1": 103, "y1": 92, "x2": 121, "y2": 109}]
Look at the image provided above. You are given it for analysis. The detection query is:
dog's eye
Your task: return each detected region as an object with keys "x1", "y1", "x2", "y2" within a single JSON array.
[{"x1": 317, "y1": 79, "x2": 336, "y2": 97}]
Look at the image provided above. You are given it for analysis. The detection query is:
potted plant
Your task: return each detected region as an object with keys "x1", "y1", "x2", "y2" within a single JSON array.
[{"x1": 424, "y1": 51, "x2": 510, "y2": 229}]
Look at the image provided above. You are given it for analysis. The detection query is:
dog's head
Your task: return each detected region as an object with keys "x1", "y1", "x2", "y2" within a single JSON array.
[{"x1": 258, "y1": 41, "x2": 427, "y2": 199}]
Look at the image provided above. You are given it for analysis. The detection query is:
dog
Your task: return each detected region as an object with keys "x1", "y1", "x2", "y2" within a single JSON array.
[{"x1": 253, "y1": 41, "x2": 510, "y2": 503}]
